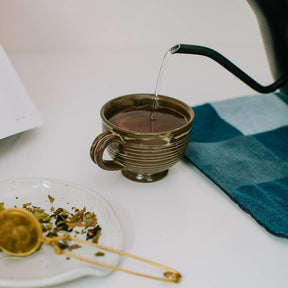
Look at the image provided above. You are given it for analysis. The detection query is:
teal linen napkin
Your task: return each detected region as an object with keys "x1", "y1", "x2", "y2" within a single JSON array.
[{"x1": 185, "y1": 93, "x2": 288, "y2": 237}]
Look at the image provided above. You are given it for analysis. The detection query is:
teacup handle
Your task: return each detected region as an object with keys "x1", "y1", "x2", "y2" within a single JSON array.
[{"x1": 90, "y1": 131, "x2": 125, "y2": 170}]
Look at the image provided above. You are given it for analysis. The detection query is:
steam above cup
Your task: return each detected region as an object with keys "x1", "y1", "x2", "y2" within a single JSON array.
[{"x1": 90, "y1": 94, "x2": 194, "y2": 183}]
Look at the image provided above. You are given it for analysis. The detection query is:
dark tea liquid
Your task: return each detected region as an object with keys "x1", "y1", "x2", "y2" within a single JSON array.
[{"x1": 109, "y1": 105, "x2": 187, "y2": 133}]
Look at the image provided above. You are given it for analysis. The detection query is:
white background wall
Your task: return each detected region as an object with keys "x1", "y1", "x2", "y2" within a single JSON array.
[
  {"x1": 0, "y1": 0, "x2": 263, "y2": 53},
  {"x1": 0, "y1": 0, "x2": 273, "y2": 102}
]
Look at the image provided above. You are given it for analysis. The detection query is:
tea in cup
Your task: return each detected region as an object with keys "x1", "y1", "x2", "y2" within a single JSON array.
[{"x1": 90, "y1": 94, "x2": 194, "y2": 182}]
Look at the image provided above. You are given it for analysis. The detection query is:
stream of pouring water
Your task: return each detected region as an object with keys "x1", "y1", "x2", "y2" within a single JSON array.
[{"x1": 150, "y1": 49, "x2": 172, "y2": 119}]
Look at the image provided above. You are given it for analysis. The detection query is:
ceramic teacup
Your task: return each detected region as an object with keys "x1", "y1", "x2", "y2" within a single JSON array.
[{"x1": 90, "y1": 93, "x2": 194, "y2": 182}]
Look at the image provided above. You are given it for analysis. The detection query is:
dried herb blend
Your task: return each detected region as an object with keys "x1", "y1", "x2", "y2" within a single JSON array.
[{"x1": 0, "y1": 195, "x2": 103, "y2": 254}]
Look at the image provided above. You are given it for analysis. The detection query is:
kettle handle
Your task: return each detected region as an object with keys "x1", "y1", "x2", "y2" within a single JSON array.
[{"x1": 171, "y1": 44, "x2": 287, "y2": 94}]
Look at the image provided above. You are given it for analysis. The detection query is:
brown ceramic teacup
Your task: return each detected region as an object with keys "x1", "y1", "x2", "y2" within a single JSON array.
[{"x1": 90, "y1": 94, "x2": 194, "y2": 182}]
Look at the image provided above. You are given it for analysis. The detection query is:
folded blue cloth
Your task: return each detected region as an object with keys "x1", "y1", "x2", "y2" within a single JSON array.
[{"x1": 185, "y1": 93, "x2": 288, "y2": 238}]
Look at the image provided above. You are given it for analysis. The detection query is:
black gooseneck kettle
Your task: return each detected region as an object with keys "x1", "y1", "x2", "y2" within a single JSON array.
[{"x1": 170, "y1": 0, "x2": 288, "y2": 95}]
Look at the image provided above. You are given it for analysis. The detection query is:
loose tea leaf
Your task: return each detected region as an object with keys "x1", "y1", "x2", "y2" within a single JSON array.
[
  {"x1": 48, "y1": 194, "x2": 55, "y2": 203},
  {"x1": 23, "y1": 202, "x2": 32, "y2": 208},
  {"x1": 0, "y1": 203, "x2": 4, "y2": 212},
  {"x1": 87, "y1": 226, "x2": 102, "y2": 244},
  {"x1": 1, "y1": 196, "x2": 103, "y2": 257}
]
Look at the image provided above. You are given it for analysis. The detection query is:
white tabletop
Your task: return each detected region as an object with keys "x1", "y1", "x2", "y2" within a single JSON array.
[{"x1": 0, "y1": 0, "x2": 288, "y2": 287}]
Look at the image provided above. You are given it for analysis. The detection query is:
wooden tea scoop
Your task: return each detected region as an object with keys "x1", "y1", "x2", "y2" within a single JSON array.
[{"x1": 0, "y1": 208, "x2": 181, "y2": 283}]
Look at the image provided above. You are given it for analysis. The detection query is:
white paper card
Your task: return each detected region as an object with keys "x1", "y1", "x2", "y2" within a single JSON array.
[{"x1": 0, "y1": 44, "x2": 42, "y2": 140}]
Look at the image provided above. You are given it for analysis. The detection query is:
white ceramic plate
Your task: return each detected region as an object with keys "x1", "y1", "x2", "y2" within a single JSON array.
[{"x1": 0, "y1": 178, "x2": 123, "y2": 287}]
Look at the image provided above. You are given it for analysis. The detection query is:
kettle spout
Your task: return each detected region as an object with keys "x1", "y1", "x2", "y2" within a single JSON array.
[
  {"x1": 170, "y1": 44, "x2": 181, "y2": 54},
  {"x1": 170, "y1": 44, "x2": 287, "y2": 94}
]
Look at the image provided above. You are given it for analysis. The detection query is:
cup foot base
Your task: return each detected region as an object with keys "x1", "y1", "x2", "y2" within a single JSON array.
[{"x1": 121, "y1": 170, "x2": 168, "y2": 183}]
